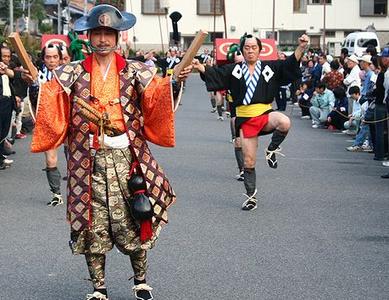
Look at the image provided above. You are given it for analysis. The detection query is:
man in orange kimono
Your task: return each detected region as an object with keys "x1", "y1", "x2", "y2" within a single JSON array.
[{"x1": 31, "y1": 5, "x2": 191, "y2": 300}]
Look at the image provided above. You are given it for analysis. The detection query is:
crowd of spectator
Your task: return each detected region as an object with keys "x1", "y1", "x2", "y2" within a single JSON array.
[
  {"x1": 280, "y1": 45, "x2": 389, "y2": 178},
  {"x1": 1, "y1": 41, "x2": 388, "y2": 178}
]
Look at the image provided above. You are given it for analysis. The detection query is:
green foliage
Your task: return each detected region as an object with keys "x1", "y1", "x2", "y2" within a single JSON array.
[
  {"x1": 0, "y1": 0, "x2": 46, "y2": 25},
  {"x1": 39, "y1": 23, "x2": 54, "y2": 34}
]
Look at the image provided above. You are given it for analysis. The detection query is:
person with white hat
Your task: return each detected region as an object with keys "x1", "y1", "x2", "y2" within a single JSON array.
[
  {"x1": 343, "y1": 54, "x2": 362, "y2": 129},
  {"x1": 343, "y1": 54, "x2": 361, "y2": 94},
  {"x1": 358, "y1": 54, "x2": 374, "y2": 98}
]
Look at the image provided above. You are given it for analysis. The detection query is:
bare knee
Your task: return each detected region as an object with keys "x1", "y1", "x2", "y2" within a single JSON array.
[
  {"x1": 244, "y1": 154, "x2": 256, "y2": 168},
  {"x1": 278, "y1": 115, "x2": 291, "y2": 132}
]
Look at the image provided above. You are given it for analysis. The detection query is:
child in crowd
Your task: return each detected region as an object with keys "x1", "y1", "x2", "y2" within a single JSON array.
[{"x1": 327, "y1": 87, "x2": 348, "y2": 130}]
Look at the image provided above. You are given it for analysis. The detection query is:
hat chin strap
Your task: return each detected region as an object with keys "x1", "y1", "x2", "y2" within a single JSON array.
[{"x1": 90, "y1": 45, "x2": 118, "y2": 53}]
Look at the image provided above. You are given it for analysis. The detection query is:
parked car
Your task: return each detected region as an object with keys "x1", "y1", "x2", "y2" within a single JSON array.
[{"x1": 342, "y1": 31, "x2": 380, "y2": 56}]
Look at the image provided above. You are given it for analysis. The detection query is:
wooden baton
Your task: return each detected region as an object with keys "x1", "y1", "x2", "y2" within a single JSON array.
[
  {"x1": 8, "y1": 32, "x2": 38, "y2": 81},
  {"x1": 173, "y1": 29, "x2": 208, "y2": 81}
]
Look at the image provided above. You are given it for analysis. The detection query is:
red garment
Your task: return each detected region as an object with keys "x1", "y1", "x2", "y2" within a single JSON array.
[
  {"x1": 323, "y1": 70, "x2": 344, "y2": 90},
  {"x1": 241, "y1": 114, "x2": 269, "y2": 138}
]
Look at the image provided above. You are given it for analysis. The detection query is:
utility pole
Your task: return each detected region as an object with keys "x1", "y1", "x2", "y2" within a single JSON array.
[
  {"x1": 57, "y1": 1, "x2": 62, "y2": 34},
  {"x1": 10, "y1": 0, "x2": 14, "y2": 32},
  {"x1": 323, "y1": 0, "x2": 326, "y2": 53},
  {"x1": 27, "y1": 0, "x2": 31, "y2": 33},
  {"x1": 272, "y1": 0, "x2": 275, "y2": 40},
  {"x1": 158, "y1": 13, "x2": 165, "y2": 53},
  {"x1": 222, "y1": 0, "x2": 227, "y2": 38}
]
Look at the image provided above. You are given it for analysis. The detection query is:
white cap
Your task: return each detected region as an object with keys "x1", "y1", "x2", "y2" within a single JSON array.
[
  {"x1": 347, "y1": 54, "x2": 359, "y2": 64},
  {"x1": 358, "y1": 54, "x2": 372, "y2": 64}
]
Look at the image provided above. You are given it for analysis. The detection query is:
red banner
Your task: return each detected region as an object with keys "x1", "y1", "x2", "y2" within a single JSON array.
[
  {"x1": 41, "y1": 34, "x2": 87, "y2": 49},
  {"x1": 214, "y1": 38, "x2": 278, "y2": 64}
]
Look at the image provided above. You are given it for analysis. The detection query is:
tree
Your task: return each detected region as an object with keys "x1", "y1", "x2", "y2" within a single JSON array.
[{"x1": 0, "y1": 0, "x2": 46, "y2": 30}]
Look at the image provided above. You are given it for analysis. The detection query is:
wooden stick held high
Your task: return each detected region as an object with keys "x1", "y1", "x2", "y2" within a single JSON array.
[{"x1": 8, "y1": 32, "x2": 38, "y2": 81}]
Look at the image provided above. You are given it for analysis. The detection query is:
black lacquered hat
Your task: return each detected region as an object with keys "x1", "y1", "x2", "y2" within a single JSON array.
[{"x1": 74, "y1": 4, "x2": 136, "y2": 32}]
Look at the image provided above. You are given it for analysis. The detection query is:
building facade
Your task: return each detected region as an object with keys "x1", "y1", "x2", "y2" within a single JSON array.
[{"x1": 122, "y1": 0, "x2": 389, "y2": 55}]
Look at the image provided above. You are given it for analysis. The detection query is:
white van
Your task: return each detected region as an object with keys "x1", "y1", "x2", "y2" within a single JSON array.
[{"x1": 342, "y1": 32, "x2": 380, "y2": 56}]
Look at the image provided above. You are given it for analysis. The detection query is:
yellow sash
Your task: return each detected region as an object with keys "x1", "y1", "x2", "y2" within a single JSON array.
[{"x1": 236, "y1": 103, "x2": 272, "y2": 117}]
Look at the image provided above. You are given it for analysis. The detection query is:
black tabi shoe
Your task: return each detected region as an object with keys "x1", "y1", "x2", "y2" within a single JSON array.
[
  {"x1": 47, "y1": 194, "x2": 64, "y2": 207},
  {"x1": 381, "y1": 173, "x2": 389, "y2": 179},
  {"x1": 85, "y1": 291, "x2": 109, "y2": 300},
  {"x1": 241, "y1": 189, "x2": 258, "y2": 211},
  {"x1": 265, "y1": 147, "x2": 285, "y2": 169},
  {"x1": 133, "y1": 283, "x2": 154, "y2": 300}
]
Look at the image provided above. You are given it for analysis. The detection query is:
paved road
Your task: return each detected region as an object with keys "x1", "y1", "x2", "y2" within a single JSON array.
[{"x1": 1, "y1": 75, "x2": 388, "y2": 300}]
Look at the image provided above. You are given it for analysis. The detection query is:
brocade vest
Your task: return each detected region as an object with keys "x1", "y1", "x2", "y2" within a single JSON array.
[{"x1": 53, "y1": 60, "x2": 175, "y2": 232}]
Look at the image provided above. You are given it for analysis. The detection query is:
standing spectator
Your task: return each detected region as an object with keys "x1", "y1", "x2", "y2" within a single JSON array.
[
  {"x1": 359, "y1": 55, "x2": 374, "y2": 99},
  {"x1": 318, "y1": 53, "x2": 331, "y2": 80},
  {"x1": 374, "y1": 47, "x2": 389, "y2": 174},
  {"x1": 323, "y1": 60, "x2": 344, "y2": 90},
  {"x1": 309, "y1": 81, "x2": 335, "y2": 128},
  {"x1": 0, "y1": 46, "x2": 15, "y2": 169},
  {"x1": 343, "y1": 54, "x2": 361, "y2": 116},
  {"x1": 327, "y1": 87, "x2": 348, "y2": 130},
  {"x1": 311, "y1": 54, "x2": 322, "y2": 88},
  {"x1": 343, "y1": 54, "x2": 361, "y2": 94}
]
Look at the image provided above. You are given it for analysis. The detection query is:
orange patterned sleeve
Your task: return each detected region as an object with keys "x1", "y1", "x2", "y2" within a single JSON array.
[
  {"x1": 31, "y1": 79, "x2": 70, "y2": 153},
  {"x1": 141, "y1": 76, "x2": 175, "y2": 147}
]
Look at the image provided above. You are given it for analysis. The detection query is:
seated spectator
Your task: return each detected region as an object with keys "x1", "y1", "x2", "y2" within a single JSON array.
[
  {"x1": 296, "y1": 80, "x2": 313, "y2": 119},
  {"x1": 323, "y1": 60, "x2": 344, "y2": 90},
  {"x1": 309, "y1": 81, "x2": 335, "y2": 128},
  {"x1": 343, "y1": 86, "x2": 362, "y2": 135},
  {"x1": 346, "y1": 90, "x2": 373, "y2": 152},
  {"x1": 327, "y1": 87, "x2": 348, "y2": 130}
]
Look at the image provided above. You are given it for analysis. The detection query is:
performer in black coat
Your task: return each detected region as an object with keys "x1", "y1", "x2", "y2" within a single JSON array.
[{"x1": 193, "y1": 33, "x2": 309, "y2": 210}]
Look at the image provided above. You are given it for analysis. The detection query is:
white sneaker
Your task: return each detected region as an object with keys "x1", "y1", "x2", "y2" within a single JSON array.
[
  {"x1": 361, "y1": 145, "x2": 373, "y2": 153},
  {"x1": 346, "y1": 145, "x2": 363, "y2": 152},
  {"x1": 3, "y1": 158, "x2": 13, "y2": 165},
  {"x1": 312, "y1": 124, "x2": 319, "y2": 129},
  {"x1": 382, "y1": 161, "x2": 389, "y2": 167},
  {"x1": 301, "y1": 115, "x2": 310, "y2": 120},
  {"x1": 217, "y1": 116, "x2": 224, "y2": 121}
]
